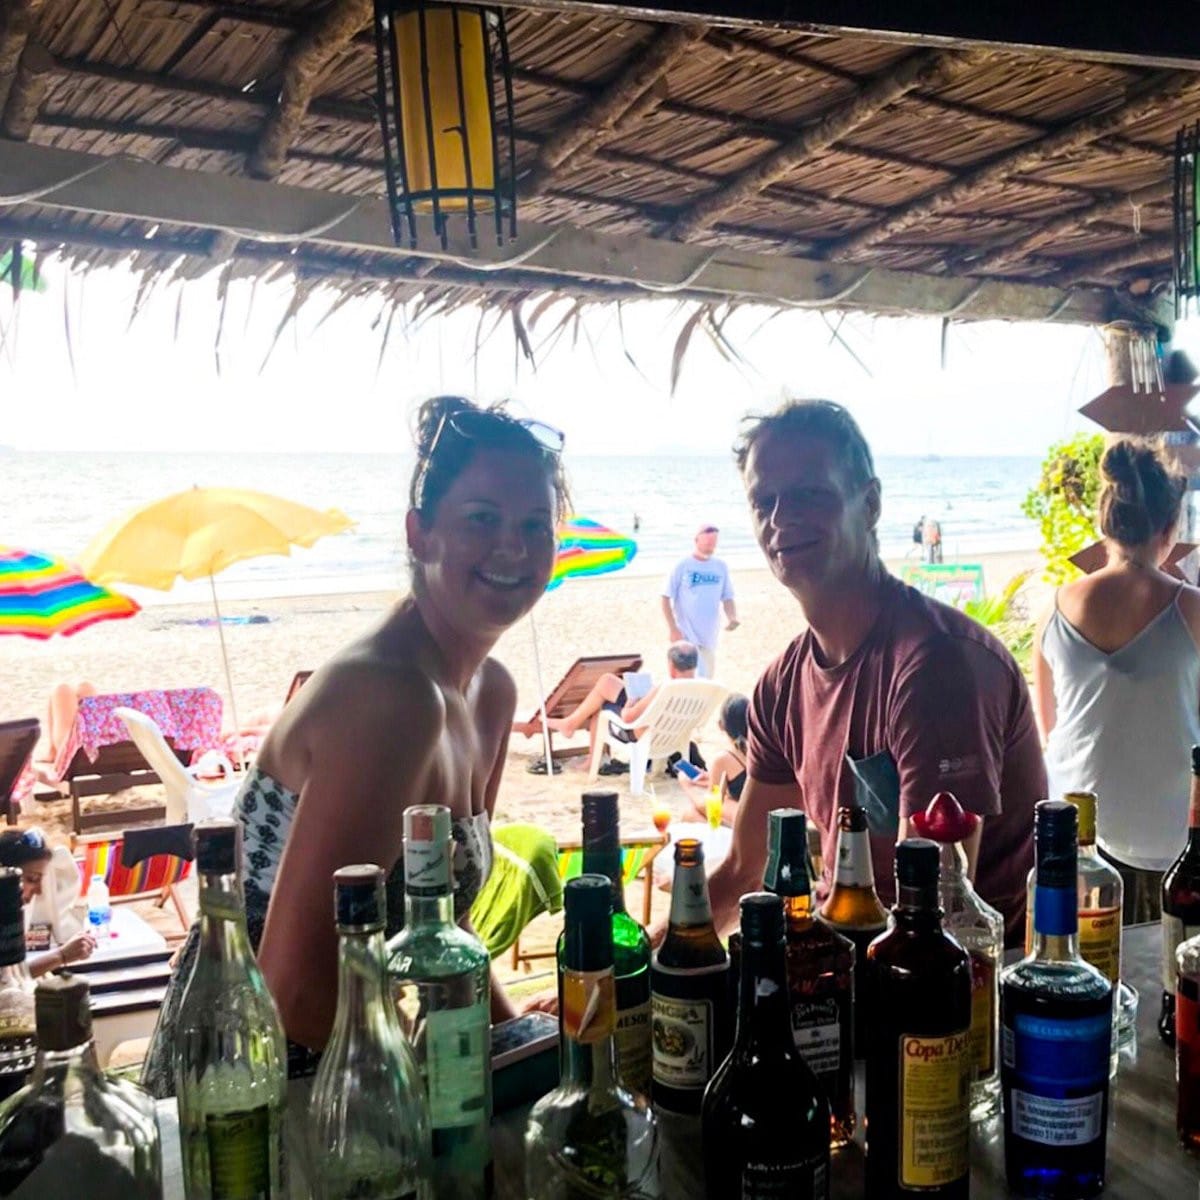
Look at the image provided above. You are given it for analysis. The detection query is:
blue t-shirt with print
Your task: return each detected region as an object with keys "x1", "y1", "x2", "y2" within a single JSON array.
[{"x1": 663, "y1": 554, "x2": 734, "y2": 650}]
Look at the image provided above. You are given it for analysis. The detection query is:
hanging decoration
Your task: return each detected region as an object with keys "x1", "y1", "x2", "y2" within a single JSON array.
[
  {"x1": 373, "y1": 0, "x2": 517, "y2": 250},
  {"x1": 1173, "y1": 122, "x2": 1200, "y2": 319}
]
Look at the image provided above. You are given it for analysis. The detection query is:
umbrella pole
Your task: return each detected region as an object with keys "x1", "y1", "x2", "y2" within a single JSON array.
[
  {"x1": 528, "y1": 611, "x2": 556, "y2": 776},
  {"x1": 208, "y1": 574, "x2": 245, "y2": 772}
]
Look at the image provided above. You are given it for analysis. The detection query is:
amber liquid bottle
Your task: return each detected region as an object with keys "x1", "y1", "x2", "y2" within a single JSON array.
[
  {"x1": 1177, "y1": 930, "x2": 1200, "y2": 1149},
  {"x1": 819, "y1": 804, "x2": 888, "y2": 1057},
  {"x1": 650, "y1": 838, "x2": 730, "y2": 1115},
  {"x1": 762, "y1": 808, "x2": 856, "y2": 1147},
  {"x1": 865, "y1": 839, "x2": 972, "y2": 1200},
  {"x1": 1161, "y1": 746, "x2": 1200, "y2": 1046}
]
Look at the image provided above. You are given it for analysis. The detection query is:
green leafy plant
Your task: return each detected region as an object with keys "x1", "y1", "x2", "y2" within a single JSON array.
[
  {"x1": 961, "y1": 571, "x2": 1035, "y2": 677},
  {"x1": 1021, "y1": 434, "x2": 1104, "y2": 584}
]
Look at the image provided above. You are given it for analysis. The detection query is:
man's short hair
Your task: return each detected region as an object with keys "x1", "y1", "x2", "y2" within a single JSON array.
[
  {"x1": 667, "y1": 641, "x2": 699, "y2": 672},
  {"x1": 733, "y1": 398, "x2": 876, "y2": 489}
]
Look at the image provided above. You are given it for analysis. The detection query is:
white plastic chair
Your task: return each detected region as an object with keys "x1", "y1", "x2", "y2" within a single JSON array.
[
  {"x1": 587, "y1": 678, "x2": 727, "y2": 796},
  {"x1": 114, "y1": 707, "x2": 240, "y2": 824}
]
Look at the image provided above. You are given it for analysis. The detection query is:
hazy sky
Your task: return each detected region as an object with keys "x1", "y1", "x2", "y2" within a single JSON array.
[{"x1": 0, "y1": 256, "x2": 1190, "y2": 457}]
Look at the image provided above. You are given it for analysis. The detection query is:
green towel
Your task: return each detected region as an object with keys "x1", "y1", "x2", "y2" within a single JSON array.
[{"x1": 470, "y1": 823, "x2": 562, "y2": 959}]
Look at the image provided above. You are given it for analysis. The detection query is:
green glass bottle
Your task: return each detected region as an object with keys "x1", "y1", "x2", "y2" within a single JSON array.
[
  {"x1": 555, "y1": 791, "x2": 651, "y2": 1096},
  {"x1": 175, "y1": 819, "x2": 287, "y2": 1200},
  {"x1": 387, "y1": 805, "x2": 492, "y2": 1200},
  {"x1": 310, "y1": 865, "x2": 433, "y2": 1200}
]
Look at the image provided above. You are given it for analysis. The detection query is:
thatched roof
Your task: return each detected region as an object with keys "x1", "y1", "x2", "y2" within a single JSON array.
[{"x1": 0, "y1": 0, "x2": 1190, "y2": 328}]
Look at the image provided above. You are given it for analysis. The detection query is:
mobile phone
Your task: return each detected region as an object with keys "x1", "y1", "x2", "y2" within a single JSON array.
[{"x1": 674, "y1": 759, "x2": 702, "y2": 781}]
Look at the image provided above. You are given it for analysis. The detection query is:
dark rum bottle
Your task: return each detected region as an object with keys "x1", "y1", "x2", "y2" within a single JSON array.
[
  {"x1": 762, "y1": 808, "x2": 855, "y2": 1147},
  {"x1": 650, "y1": 838, "x2": 730, "y2": 1115},
  {"x1": 1177, "y1": 930, "x2": 1200, "y2": 1149},
  {"x1": 865, "y1": 839, "x2": 971, "y2": 1199},
  {"x1": 702, "y1": 893, "x2": 830, "y2": 1199},
  {"x1": 819, "y1": 803, "x2": 888, "y2": 1057},
  {"x1": 1161, "y1": 746, "x2": 1200, "y2": 1046},
  {"x1": 0, "y1": 871, "x2": 35, "y2": 1102},
  {"x1": 1001, "y1": 801, "x2": 1112, "y2": 1199}
]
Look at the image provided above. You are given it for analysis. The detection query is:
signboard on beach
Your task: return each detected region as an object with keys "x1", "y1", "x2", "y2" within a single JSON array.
[{"x1": 901, "y1": 563, "x2": 985, "y2": 606}]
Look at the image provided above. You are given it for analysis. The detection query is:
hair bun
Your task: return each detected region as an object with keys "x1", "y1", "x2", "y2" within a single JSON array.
[
  {"x1": 1100, "y1": 441, "x2": 1145, "y2": 501},
  {"x1": 412, "y1": 395, "x2": 479, "y2": 457},
  {"x1": 1098, "y1": 437, "x2": 1185, "y2": 547}
]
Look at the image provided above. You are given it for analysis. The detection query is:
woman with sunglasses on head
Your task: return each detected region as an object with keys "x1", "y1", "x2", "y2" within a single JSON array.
[{"x1": 141, "y1": 395, "x2": 567, "y2": 1095}]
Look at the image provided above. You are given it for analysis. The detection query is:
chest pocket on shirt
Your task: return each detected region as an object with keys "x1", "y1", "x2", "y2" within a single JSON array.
[{"x1": 845, "y1": 750, "x2": 901, "y2": 836}]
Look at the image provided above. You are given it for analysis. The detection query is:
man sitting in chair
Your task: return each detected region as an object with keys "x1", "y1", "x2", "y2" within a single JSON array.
[{"x1": 544, "y1": 641, "x2": 699, "y2": 773}]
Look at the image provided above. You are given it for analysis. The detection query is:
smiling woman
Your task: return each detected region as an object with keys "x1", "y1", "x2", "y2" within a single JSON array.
[{"x1": 140, "y1": 395, "x2": 569, "y2": 1100}]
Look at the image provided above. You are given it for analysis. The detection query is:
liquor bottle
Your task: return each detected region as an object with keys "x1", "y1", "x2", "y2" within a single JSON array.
[
  {"x1": 761, "y1": 808, "x2": 855, "y2": 1146},
  {"x1": 865, "y1": 839, "x2": 971, "y2": 1199},
  {"x1": 1024, "y1": 791, "x2": 1135, "y2": 1051},
  {"x1": 310, "y1": 865, "x2": 433, "y2": 1200},
  {"x1": 912, "y1": 792, "x2": 1003, "y2": 1122},
  {"x1": 0, "y1": 974, "x2": 161, "y2": 1196},
  {"x1": 176, "y1": 819, "x2": 287, "y2": 1200},
  {"x1": 388, "y1": 805, "x2": 492, "y2": 1199},
  {"x1": 650, "y1": 838, "x2": 730, "y2": 1115},
  {"x1": 1161, "y1": 746, "x2": 1200, "y2": 1046},
  {"x1": 559, "y1": 790, "x2": 652, "y2": 1096},
  {"x1": 702, "y1": 892, "x2": 831, "y2": 1199},
  {"x1": 525, "y1": 875, "x2": 657, "y2": 1198},
  {"x1": 1177, "y1": 930, "x2": 1200, "y2": 1149},
  {"x1": 0, "y1": 871, "x2": 35, "y2": 1102},
  {"x1": 818, "y1": 803, "x2": 888, "y2": 1057},
  {"x1": 1001, "y1": 801, "x2": 1113, "y2": 1199}
]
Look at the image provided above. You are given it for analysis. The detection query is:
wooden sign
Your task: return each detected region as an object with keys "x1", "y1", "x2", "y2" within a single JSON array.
[
  {"x1": 1078, "y1": 384, "x2": 1199, "y2": 435},
  {"x1": 1069, "y1": 540, "x2": 1198, "y2": 575}
]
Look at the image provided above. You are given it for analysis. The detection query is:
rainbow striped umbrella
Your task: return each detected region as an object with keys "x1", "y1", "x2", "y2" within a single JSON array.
[
  {"x1": 0, "y1": 547, "x2": 140, "y2": 639},
  {"x1": 546, "y1": 516, "x2": 638, "y2": 592}
]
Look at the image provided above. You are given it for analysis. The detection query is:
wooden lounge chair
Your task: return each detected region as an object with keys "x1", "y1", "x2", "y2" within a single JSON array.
[
  {"x1": 0, "y1": 718, "x2": 40, "y2": 826},
  {"x1": 512, "y1": 652, "x2": 643, "y2": 763},
  {"x1": 59, "y1": 739, "x2": 181, "y2": 834}
]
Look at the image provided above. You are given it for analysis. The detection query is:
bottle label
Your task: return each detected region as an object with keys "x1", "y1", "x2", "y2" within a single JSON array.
[
  {"x1": 1078, "y1": 907, "x2": 1121, "y2": 984},
  {"x1": 0, "y1": 918, "x2": 25, "y2": 967},
  {"x1": 969, "y1": 952, "x2": 996, "y2": 1078},
  {"x1": 1033, "y1": 885, "x2": 1076, "y2": 938},
  {"x1": 898, "y1": 1030, "x2": 970, "y2": 1188},
  {"x1": 668, "y1": 864, "x2": 714, "y2": 927},
  {"x1": 834, "y1": 831, "x2": 874, "y2": 888},
  {"x1": 205, "y1": 1106, "x2": 271, "y2": 1200},
  {"x1": 404, "y1": 838, "x2": 451, "y2": 895},
  {"x1": 1163, "y1": 915, "x2": 1200, "y2": 992},
  {"x1": 1002, "y1": 1012, "x2": 1110, "y2": 1147},
  {"x1": 740, "y1": 1154, "x2": 828, "y2": 1199},
  {"x1": 791, "y1": 997, "x2": 842, "y2": 1082},
  {"x1": 652, "y1": 992, "x2": 712, "y2": 1089},
  {"x1": 614, "y1": 998, "x2": 653, "y2": 1095},
  {"x1": 562, "y1": 968, "x2": 614, "y2": 1044},
  {"x1": 426, "y1": 1003, "x2": 489, "y2": 1129}
]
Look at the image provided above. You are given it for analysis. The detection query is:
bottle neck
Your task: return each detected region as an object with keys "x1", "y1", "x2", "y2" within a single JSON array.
[
  {"x1": 779, "y1": 891, "x2": 815, "y2": 932},
  {"x1": 331, "y1": 926, "x2": 393, "y2": 1042},
  {"x1": 31, "y1": 1038, "x2": 102, "y2": 1089},
  {"x1": 0, "y1": 911, "x2": 28, "y2": 971},
  {"x1": 1079, "y1": 839, "x2": 1099, "y2": 862},
  {"x1": 668, "y1": 862, "x2": 714, "y2": 929},
  {"x1": 1031, "y1": 882, "x2": 1080, "y2": 962},
  {"x1": 1188, "y1": 778, "x2": 1200, "y2": 833},
  {"x1": 893, "y1": 884, "x2": 944, "y2": 932},
  {"x1": 405, "y1": 891, "x2": 455, "y2": 929},
  {"x1": 560, "y1": 967, "x2": 619, "y2": 1092},
  {"x1": 830, "y1": 825, "x2": 877, "y2": 892},
  {"x1": 197, "y1": 870, "x2": 255, "y2": 961},
  {"x1": 734, "y1": 937, "x2": 793, "y2": 1054},
  {"x1": 583, "y1": 845, "x2": 628, "y2": 916}
]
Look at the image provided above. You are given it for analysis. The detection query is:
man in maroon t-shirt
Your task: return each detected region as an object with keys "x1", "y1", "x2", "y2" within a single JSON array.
[{"x1": 702, "y1": 400, "x2": 1045, "y2": 945}]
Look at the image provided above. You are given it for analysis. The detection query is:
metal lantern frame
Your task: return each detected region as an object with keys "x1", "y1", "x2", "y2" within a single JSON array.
[
  {"x1": 373, "y1": 0, "x2": 518, "y2": 250},
  {"x1": 1174, "y1": 122, "x2": 1200, "y2": 319}
]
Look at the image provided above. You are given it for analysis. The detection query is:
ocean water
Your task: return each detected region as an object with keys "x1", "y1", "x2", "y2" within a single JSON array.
[{"x1": 1, "y1": 450, "x2": 1041, "y2": 605}]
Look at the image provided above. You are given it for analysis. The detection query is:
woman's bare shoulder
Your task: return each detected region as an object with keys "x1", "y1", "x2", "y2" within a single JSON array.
[
  {"x1": 1174, "y1": 582, "x2": 1200, "y2": 639},
  {"x1": 296, "y1": 654, "x2": 445, "y2": 741}
]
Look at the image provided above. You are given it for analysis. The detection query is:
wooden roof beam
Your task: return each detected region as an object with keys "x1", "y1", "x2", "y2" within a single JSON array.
[
  {"x1": 832, "y1": 70, "x2": 1200, "y2": 261},
  {"x1": 0, "y1": 0, "x2": 38, "y2": 113},
  {"x1": 670, "y1": 48, "x2": 976, "y2": 241},
  {"x1": 247, "y1": 0, "x2": 372, "y2": 180},
  {"x1": 2, "y1": 40, "x2": 55, "y2": 140},
  {"x1": 1056, "y1": 236, "x2": 1173, "y2": 286},
  {"x1": 520, "y1": 22, "x2": 705, "y2": 198}
]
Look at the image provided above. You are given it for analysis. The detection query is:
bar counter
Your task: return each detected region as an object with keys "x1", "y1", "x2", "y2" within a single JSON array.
[{"x1": 162, "y1": 922, "x2": 1200, "y2": 1197}]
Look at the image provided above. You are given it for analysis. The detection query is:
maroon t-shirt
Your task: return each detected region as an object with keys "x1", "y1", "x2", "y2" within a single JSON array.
[{"x1": 747, "y1": 574, "x2": 1045, "y2": 943}]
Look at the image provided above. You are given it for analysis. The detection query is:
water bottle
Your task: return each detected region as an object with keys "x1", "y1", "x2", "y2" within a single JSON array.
[{"x1": 86, "y1": 875, "x2": 111, "y2": 941}]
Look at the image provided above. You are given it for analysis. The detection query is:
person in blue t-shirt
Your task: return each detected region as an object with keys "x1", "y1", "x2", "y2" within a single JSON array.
[{"x1": 661, "y1": 523, "x2": 739, "y2": 678}]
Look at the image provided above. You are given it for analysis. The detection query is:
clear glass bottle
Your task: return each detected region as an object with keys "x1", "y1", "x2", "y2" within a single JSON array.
[
  {"x1": 387, "y1": 805, "x2": 492, "y2": 1200},
  {"x1": 176, "y1": 818, "x2": 288, "y2": 1200},
  {"x1": 818, "y1": 804, "x2": 888, "y2": 1059},
  {"x1": 0, "y1": 870, "x2": 35, "y2": 1103},
  {"x1": 1177, "y1": 930, "x2": 1200, "y2": 1150},
  {"x1": 525, "y1": 874, "x2": 657, "y2": 1198},
  {"x1": 912, "y1": 791, "x2": 1003, "y2": 1122},
  {"x1": 761, "y1": 809, "x2": 855, "y2": 1147},
  {"x1": 310, "y1": 864, "x2": 433, "y2": 1200},
  {"x1": 1001, "y1": 801, "x2": 1113, "y2": 1199},
  {"x1": 703, "y1": 892, "x2": 831, "y2": 1199},
  {"x1": 1161, "y1": 746, "x2": 1200, "y2": 1046},
  {"x1": 650, "y1": 838, "x2": 730, "y2": 1116},
  {"x1": 0, "y1": 973, "x2": 160, "y2": 1195}
]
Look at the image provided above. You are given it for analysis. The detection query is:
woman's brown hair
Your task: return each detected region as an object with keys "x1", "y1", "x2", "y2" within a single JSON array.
[{"x1": 1098, "y1": 438, "x2": 1186, "y2": 547}]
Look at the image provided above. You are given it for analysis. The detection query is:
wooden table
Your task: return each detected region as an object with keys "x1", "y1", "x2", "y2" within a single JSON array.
[{"x1": 160, "y1": 923, "x2": 1200, "y2": 1198}]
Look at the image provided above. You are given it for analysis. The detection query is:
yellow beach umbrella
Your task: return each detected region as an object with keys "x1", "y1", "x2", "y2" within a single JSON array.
[{"x1": 81, "y1": 486, "x2": 353, "y2": 749}]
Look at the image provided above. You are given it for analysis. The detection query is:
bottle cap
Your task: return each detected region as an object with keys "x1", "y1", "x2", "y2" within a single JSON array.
[
  {"x1": 35, "y1": 974, "x2": 92, "y2": 1052},
  {"x1": 563, "y1": 875, "x2": 613, "y2": 972},
  {"x1": 581, "y1": 790, "x2": 620, "y2": 849},
  {"x1": 763, "y1": 809, "x2": 811, "y2": 897},
  {"x1": 739, "y1": 891, "x2": 785, "y2": 947},
  {"x1": 403, "y1": 805, "x2": 453, "y2": 894},
  {"x1": 334, "y1": 864, "x2": 386, "y2": 930},
  {"x1": 895, "y1": 838, "x2": 940, "y2": 890},
  {"x1": 1035, "y1": 800, "x2": 1077, "y2": 888},
  {"x1": 404, "y1": 804, "x2": 452, "y2": 846},
  {"x1": 910, "y1": 792, "x2": 980, "y2": 845},
  {"x1": 837, "y1": 804, "x2": 869, "y2": 832},
  {"x1": 1063, "y1": 791, "x2": 1097, "y2": 846},
  {"x1": 193, "y1": 819, "x2": 240, "y2": 875}
]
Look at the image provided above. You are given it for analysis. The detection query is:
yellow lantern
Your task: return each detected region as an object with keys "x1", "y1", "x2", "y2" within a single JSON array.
[{"x1": 373, "y1": 1, "x2": 516, "y2": 248}]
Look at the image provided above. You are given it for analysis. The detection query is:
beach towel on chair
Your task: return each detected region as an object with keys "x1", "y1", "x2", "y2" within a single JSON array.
[{"x1": 469, "y1": 823, "x2": 561, "y2": 959}]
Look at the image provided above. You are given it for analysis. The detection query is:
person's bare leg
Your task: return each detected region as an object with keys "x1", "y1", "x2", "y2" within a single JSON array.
[
  {"x1": 546, "y1": 673, "x2": 623, "y2": 737},
  {"x1": 44, "y1": 683, "x2": 84, "y2": 762}
]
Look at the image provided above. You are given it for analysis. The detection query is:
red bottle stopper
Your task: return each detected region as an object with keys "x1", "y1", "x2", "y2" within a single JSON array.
[{"x1": 910, "y1": 791, "x2": 979, "y2": 844}]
